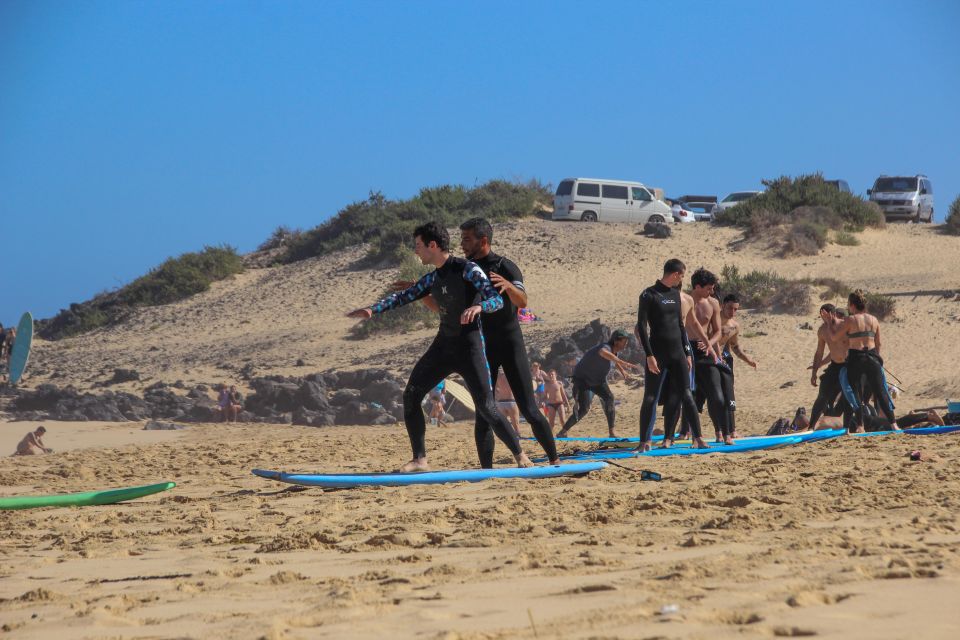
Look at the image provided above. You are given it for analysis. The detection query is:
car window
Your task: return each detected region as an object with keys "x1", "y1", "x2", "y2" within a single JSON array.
[
  {"x1": 632, "y1": 187, "x2": 652, "y2": 201},
  {"x1": 577, "y1": 182, "x2": 600, "y2": 197},
  {"x1": 602, "y1": 184, "x2": 629, "y2": 200},
  {"x1": 873, "y1": 177, "x2": 918, "y2": 192},
  {"x1": 556, "y1": 180, "x2": 573, "y2": 196}
]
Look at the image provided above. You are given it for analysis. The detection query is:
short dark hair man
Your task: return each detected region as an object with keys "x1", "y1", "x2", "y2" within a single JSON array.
[
  {"x1": 458, "y1": 217, "x2": 560, "y2": 464},
  {"x1": 348, "y1": 221, "x2": 533, "y2": 472},
  {"x1": 636, "y1": 259, "x2": 715, "y2": 450},
  {"x1": 808, "y1": 303, "x2": 849, "y2": 429}
]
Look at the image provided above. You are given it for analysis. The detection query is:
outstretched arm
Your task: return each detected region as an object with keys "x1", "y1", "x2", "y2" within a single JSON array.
[{"x1": 348, "y1": 272, "x2": 436, "y2": 318}]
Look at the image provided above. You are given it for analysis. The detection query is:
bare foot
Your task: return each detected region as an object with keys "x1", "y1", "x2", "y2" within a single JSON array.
[
  {"x1": 608, "y1": 429, "x2": 619, "y2": 438},
  {"x1": 549, "y1": 458, "x2": 561, "y2": 465},
  {"x1": 398, "y1": 458, "x2": 429, "y2": 472},
  {"x1": 659, "y1": 439, "x2": 673, "y2": 449},
  {"x1": 927, "y1": 410, "x2": 944, "y2": 426},
  {"x1": 890, "y1": 422, "x2": 901, "y2": 431},
  {"x1": 636, "y1": 442, "x2": 652, "y2": 453},
  {"x1": 515, "y1": 452, "x2": 534, "y2": 468},
  {"x1": 692, "y1": 437, "x2": 710, "y2": 449},
  {"x1": 715, "y1": 431, "x2": 722, "y2": 443},
  {"x1": 724, "y1": 436, "x2": 735, "y2": 445},
  {"x1": 853, "y1": 426, "x2": 865, "y2": 434}
]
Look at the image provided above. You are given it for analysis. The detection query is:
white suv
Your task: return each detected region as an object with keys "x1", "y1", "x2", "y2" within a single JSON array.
[{"x1": 868, "y1": 175, "x2": 934, "y2": 223}]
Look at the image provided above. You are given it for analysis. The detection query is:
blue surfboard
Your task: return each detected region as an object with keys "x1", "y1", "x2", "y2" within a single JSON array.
[
  {"x1": 853, "y1": 424, "x2": 960, "y2": 437},
  {"x1": 252, "y1": 461, "x2": 608, "y2": 488},
  {"x1": 549, "y1": 429, "x2": 844, "y2": 447},
  {"x1": 556, "y1": 436, "x2": 803, "y2": 461},
  {"x1": 8, "y1": 312, "x2": 33, "y2": 384}
]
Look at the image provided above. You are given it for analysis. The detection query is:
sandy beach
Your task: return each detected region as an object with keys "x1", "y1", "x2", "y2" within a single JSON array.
[{"x1": 3, "y1": 220, "x2": 960, "y2": 638}]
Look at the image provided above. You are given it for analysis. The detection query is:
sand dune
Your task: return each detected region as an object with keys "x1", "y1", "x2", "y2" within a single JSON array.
[{"x1": 3, "y1": 219, "x2": 960, "y2": 638}]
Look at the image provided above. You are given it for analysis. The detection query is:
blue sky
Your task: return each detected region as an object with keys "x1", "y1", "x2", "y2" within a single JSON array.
[{"x1": 2, "y1": 0, "x2": 958, "y2": 327}]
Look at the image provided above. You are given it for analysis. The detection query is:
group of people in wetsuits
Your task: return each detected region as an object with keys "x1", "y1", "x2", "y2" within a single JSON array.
[
  {"x1": 348, "y1": 218, "x2": 895, "y2": 470},
  {"x1": 808, "y1": 293, "x2": 899, "y2": 432}
]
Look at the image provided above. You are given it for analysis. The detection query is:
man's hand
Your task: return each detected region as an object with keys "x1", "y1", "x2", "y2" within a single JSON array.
[
  {"x1": 390, "y1": 280, "x2": 415, "y2": 292},
  {"x1": 347, "y1": 308, "x2": 373, "y2": 320},
  {"x1": 461, "y1": 305, "x2": 482, "y2": 324},
  {"x1": 747, "y1": 359, "x2": 758, "y2": 369},
  {"x1": 489, "y1": 272, "x2": 512, "y2": 294},
  {"x1": 810, "y1": 372, "x2": 818, "y2": 387},
  {"x1": 646, "y1": 355, "x2": 660, "y2": 375}
]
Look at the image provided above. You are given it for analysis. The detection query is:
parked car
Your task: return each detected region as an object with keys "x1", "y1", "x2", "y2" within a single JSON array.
[
  {"x1": 714, "y1": 190, "x2": 762, "y2": 214},
  {"x1": 677, "y1": 194, "x2": 718, "y2": 205},
  {"x1": 671, "y1": 202, "x2": 696, "y2": 224},
  {"x1": 682, "y1": 201, "x2": 716, "y2": 222},
  {"x1": 553, "y1": 178, "x2": 673, "y2": 224},
  {"x1": 867, "y1": 174, "x2": 934, "y2": 223},
  {"x1": 824, "y1": 179, "x2": 851, "y2": 193}
]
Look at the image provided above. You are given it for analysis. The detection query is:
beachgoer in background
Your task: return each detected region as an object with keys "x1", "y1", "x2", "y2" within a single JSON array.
[
  {"x1": 716, "y1": 294, "x2": 758, "y2": 438},
  {"x1": 217, "y1": 385, "x2": 233, "y2": 422},
  {"x1": 835, "y1": 289, "x2": 898, "y2": 432},
  {"x1": 543, "y1": 369, "x2": 571, "y2": 431},
  {"x1": 229, "y1": 385, "x2": 243, "y2": 422},
  {"x1": 530, "y1": 361, "x2": 547, "y2": 409},
  {"x1": 347, "y1": 221, "x2": 532, "y2": 471},
  {"x1": 637, "y1": 259, "x2": 716, "y2": 450},
  {"x1": 557, "y1": 329, "x2": 639, "y2": 438},
  {"x1": 494, "y1": 371, "x2": 521, "y2": 437},
  {"x1": 14, "y1": 426, "x2": 51, "y2": 456},
  {"x1": 808, "y1": 304, "x2": 849, "y2": 429},
  {"x1": 427, "y1": 381, "x2": 446, "y2": 425}
]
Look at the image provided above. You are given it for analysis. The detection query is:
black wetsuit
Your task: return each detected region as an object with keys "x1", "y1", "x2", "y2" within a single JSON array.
[
  {"x1": 561, "y1": 342, "x2": 617, "y2": 434},
  {"x1": 470, "y1": 252, "x2": 558, "y2": 462},
  {"x1": 370, "y1": 256, "x2": 523, "y2": 466},
  {"x1": 839, "y1": 348, "x2": 896, "y2": 429},
  {"x1": 675, "y1": 343, "x2": 734, "y2": 440},
  {"x1": 809, "y1": 360, "x2": 847, "y2": 428},
  {"x1": 637, "y1": 281, "x2": 702, "y2": 442}
]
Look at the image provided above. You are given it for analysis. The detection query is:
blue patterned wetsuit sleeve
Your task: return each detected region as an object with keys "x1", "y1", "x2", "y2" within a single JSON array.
[
  {"x1": 463, "y1": 261, "x2": 503, "y2": 313},
  {"x1": 370, "y1": 272, "x2": 436, "y2": 314}
]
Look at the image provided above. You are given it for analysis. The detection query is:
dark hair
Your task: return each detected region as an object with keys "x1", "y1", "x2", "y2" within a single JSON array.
[
  {"x1": 663, "y1": 258, "x2": 686, "y2": 275},
  {"x1": 690, "y1": 268, "x2": 718, "y2": 289},
  {"x1": 834, "y1": 309, "x2": 846, "y2": 318},
  {"x1": 413, "y1": 221, "x2": 450, "y2": 252},
  {"x1": 722, "y1": 294, "x2": 739, "y2": 304},
  {"x1": 609, "y1": 328, "x2": 630, "y2": 345},
  {"x1": 848, "y1": 289, "x2": 867, "y2": 311},
  {"x1": 37, "y1": 426, "x2": 46, "y2": 433},
  {"x1": 459, "y1": 217, "x2": 493, "y2": 243},
  {"x1": 820, "y1": 303, "x2": 836, "y2": 313}
]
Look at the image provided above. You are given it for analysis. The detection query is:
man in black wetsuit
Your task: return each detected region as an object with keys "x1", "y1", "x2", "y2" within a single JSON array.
[
  {"x1": 636, "y1": 259, "x2": 714, "y2": 450},
  {"x1": 458, "y1": 218, "x2": 560, "y2": 464},
  {"x1": 557, "y1": 330, "x2": 639, "y2": 438},
  {"x1": 348, "y1": 221, "x2": 533, "y2": 472}
]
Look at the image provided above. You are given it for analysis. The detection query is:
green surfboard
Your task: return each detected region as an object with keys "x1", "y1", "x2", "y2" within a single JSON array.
[
  {"x1": 0, "y1": 481, "x2": 175, "y2": 510},
  {"x1": 8, "y1": 311, "x2": 33, "y2": 384}
]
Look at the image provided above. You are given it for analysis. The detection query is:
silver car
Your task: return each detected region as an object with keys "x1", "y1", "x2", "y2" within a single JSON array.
[{"x1": 714, "y1": 190, "x2": 762, "y2": 214}]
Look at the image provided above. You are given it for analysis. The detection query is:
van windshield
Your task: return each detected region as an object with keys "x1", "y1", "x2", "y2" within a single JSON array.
[
  {"x1": 556, "y1": 180, "x2": 573, "y2": 196},
  {"x1": 873, "y1": 177, "x2": 918, "y2": 193}
]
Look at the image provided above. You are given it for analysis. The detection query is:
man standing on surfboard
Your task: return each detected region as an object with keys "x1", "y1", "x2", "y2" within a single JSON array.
[{"x1": 348, "y1": 221, "x2": 533, "y2": 472}]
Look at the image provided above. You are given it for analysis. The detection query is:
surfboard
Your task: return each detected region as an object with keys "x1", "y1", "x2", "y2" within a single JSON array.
[
  {"x1": 548, "y1": 429, "x2": 845, "y2": 446},
  {"x1": 0, "y1": 481, "x2": 176, "y2": 511},
  {"x1": 252, "y1": 462, "x2": 607, "y2": 488},
  {"x1": 556, "y1": 436, "x2": 803, "y2": 461},
  {"x1": 852, "y1": 424, "x2": 960, "y2": 437},
  {"x1": 443, "y1": 378, "x2": 476, "y2": 412},
  {"x1": 7, "y1": 311, "x2": 33, "y2": 384}
]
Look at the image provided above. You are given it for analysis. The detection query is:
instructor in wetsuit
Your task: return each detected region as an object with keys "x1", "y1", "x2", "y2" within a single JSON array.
[
  {"x1": 636, "y1": 259, "x2": 715, "y2": 450},
  {"x1": 348, "y1": 221, "x2": 533, "y2": 472},
  {"x1": 458, "y1": 217, "x2": 559, "y2": 464},
  {"x1": 834, "y1": 289, "x2": 898, "y2": 433}
]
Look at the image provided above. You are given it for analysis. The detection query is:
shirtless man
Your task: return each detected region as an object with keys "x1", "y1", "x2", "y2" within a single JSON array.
[
  {"x1": 808, "y1": 304, "x2": 849, "y2": 429},
  {"x1": 542, "y1": 369, "x2": 571, "y2": 430},
  {"x1": 14, "y1": 426, "x2": 51, "y2": 456},
  {"x1": 494, "y1": 369, "x2": 521, "y2": 437},
  {"x1": 716, "y1": 294, "x2": 758, "y2": 438}
]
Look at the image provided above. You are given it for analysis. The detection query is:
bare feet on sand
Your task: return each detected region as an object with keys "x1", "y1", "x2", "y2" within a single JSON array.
[
  {"x1": 715, "y1": 431, "x2": 722, "y2": 443},
  {"x1": 548, "y1": 458, "x2": 561, "y2": 465},
  {"x1": 723, "y1": 436, "x2": 735, "y2": 445},
  {"x1": 692, "y1": 437, "x2": 710, "y2": 449},
  {"x1": 608, "y1": 429, "x2": 618, "y2": 438},
  {"x1": 515, "y1": 452, "x2": 534, "y2": 468},
  {"x1": 398, "y1": 458, "x2": 429, "y2": 472},
  {"x1": 659, "y1": 439, "x2": 673, "y2": 449},
  {"x1": 637, "y1": 442, "x2": 652, "y2": 453}
]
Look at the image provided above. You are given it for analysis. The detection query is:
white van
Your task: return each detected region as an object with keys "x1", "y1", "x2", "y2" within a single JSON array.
[
  {"x1": 867, "y1": 174, "x2": 934, "y2": 223},
  {"x1": 553, "y1": 178, "x2": 673, "y2": 224}
]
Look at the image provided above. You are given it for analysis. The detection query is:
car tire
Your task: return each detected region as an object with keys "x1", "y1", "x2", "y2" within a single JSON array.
[
  {"x1": 928, "y1": 208, "x2": 934, "y2": 223},
  {"x1": 648, "y1": 215, "x2": 665, "y2": 224},
  {"x1": 581, "y1": 211, "x2": 597, "y2": 222},
  {"x1": 913, "y1": 207, "x2": 921, "y2": 224}
]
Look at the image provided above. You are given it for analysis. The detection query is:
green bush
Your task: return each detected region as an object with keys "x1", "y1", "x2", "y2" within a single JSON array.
[
  {"x1": 714, "y1": 174, "x2": 884, "y2": 255},
  {"x1": 282, "y1": 179, "x2": 552, "y2": 266},
  {"x1": 945, "y1": 194, "x2": 960, "y2": 236},
  {"x1": 39, "y1": 246, "x2": 243, "y2": 340},
  {"x1": 349, "y1": 254, "x2": 435, "y2": 339},
  {"x1": 257, "y1": 225, "x2": 302, "y2": 252},
  {"x1": 833, "y1": 230, "x2": 860, "y2": 246},
  {"x1": 719, "y1": 265, "x2": 811, "y2": 315}
]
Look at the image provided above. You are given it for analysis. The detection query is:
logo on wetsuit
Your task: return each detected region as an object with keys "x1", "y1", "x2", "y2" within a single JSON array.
[
  {"x1": 441, "y1": 286, "x2": 448, "y2": 294},
  {"x1": 662, "y1": 300, "x2": 676, "y2": 304}
]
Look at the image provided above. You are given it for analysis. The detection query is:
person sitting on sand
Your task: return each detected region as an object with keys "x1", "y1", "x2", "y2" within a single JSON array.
[
  {"x1": 543, "y1": 369, "x2": 571, "y2": 431},
  {"x1": 228, "y1": 385, "x2": 243, "y2": 422},
  {"x1": 14, "y1": 426, "x2": 51, "y2": 456}
]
